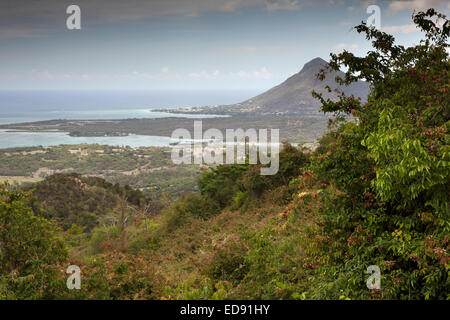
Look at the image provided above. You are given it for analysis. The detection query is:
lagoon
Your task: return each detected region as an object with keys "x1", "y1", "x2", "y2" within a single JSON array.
[
  {"x1": 0, "y1": 89, "x2": 250, "y2": 149},
  {"x1": 0, "y1": 130, "x2": 175, "y2": 149}
]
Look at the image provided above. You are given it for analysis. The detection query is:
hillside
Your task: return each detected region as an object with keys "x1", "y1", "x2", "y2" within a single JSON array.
[{"x1": 24, "y1": 173, "x2": 160, "y2": 231}]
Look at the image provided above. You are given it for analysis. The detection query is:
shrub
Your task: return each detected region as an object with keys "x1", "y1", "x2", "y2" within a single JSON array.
[
  {"x1": 206, "y1": 237, "x2": 249, "y2": 285},
  {"x1": 0, "y1": 185, "x2": 67, "y2": 299},
  {"x1": 309, "y1": 9, "x2": 449, "y2": 299}
]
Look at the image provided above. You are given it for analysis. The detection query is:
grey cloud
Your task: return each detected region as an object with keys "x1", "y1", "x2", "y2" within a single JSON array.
[
  {"x1": 0, "y1": 0, "x2": 340, "y2": 39},
  {"x1": 0, "y1": 0, "x2": 306, "y2": 37},
  {"x1": 1, "y1": 0, "x2": 447, "y2": 40}
]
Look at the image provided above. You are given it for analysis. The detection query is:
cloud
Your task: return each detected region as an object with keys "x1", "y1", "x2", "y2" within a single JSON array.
[
  {"x1": 0, "y1": 0, "x2": 317, "y2": 39},
  {"x1": 189, "y1": 70, "x2": 220, "y2": 79},
  {"x1": 0, "y1": 26, "x2": 48, "y2": 40},
  {"x1": 386, "y1": 0, "x2": 449, "y2": 14},
  {"x1": 14, "y1": 67, "x2": 273, "y2": 83},
  {"x1": 381, "y1": 23, "x2": 419, "y2": 33},
  {"x1": 228, "y1": 67, "x2": 272, "y2": 79},
  {"x1": 265, "y1": 0, "x2": 301, "y2": 11},
  {"x1": 332, "y1": 43, "x2": 359, "y2": 52},
  {"x1": 188, "y1": 67, "x2": 272, "y2": 80},
  {"x1": 216, "y1": 45, "x2": 296, "y2": 55},
  {"x1": 130, "y1": 68, "x2": 181, "y2": 80},
  {"x1": 31, "y1": 69, "x2": 55, "y2": 80},
  {"x1": 22, "y1": 67, "x2": 184, "y2": 82}
]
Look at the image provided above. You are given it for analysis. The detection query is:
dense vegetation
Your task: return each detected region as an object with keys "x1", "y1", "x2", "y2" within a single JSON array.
[
  {"x1": 24, "y1": 173, "x2": 158, "y2": 231},
  {"x1": 309, "y1": 8, "x2": 449, "y2": 299},
  {"x1": 0, "y1": 9, "x2": 448, "y2": 300},
  {"x1": 0, "y1": 186, "x2": 67, "y2": 299}
]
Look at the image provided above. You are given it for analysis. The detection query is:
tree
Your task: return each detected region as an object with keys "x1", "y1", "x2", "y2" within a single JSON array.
[
  {"x1": 311, "y1": 9, "x2": 449, "y2": 299},
  {"x1": 0, "y1": 184, "x2": 67, "y2": 299}
]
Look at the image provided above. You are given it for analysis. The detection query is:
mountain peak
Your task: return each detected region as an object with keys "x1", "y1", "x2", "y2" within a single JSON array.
[{"x1": 300, "y1": 57, "x2": 328, "y2": 73}]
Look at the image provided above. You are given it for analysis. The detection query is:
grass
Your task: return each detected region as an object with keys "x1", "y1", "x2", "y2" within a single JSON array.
[{"x1": 0, "y1": 176, "x2": 42, "y2": 185}]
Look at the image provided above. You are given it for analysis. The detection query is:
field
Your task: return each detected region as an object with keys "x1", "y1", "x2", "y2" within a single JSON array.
[
  {"x1": 0, "y1": 176, "x2": 42, "y2": 185},
  {"x1": 0, "y1": 144, "x2": 201, "y2": 197}
]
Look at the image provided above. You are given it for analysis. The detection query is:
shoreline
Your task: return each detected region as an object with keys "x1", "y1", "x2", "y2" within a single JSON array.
[{"x1": 0, "y1": 114, "x2": 328, "y2": 146}]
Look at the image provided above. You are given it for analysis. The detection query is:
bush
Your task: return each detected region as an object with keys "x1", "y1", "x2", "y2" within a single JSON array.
[
  {"x1": 206, "y1": 237, "x2": 249, "y2": 285},
  {"x1": 198, "y1": 164, "x2": 248, "y2": 209},
  {"x1": 309, "y1": 9, "x2": 449, "y2": 299},
  {"x1": 0, "y1": 185, "x2": 67, "y2": 299},
  {"x1": 89, "y1": 225, "x2": 121, "y2": 254}
]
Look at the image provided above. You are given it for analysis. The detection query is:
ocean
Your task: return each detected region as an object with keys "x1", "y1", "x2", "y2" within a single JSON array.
[{"x1": 0, "y1": 89, "x2": 260, "y2": 149}]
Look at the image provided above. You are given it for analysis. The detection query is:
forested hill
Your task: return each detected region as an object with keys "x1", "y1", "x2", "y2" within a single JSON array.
[{"x1": 24, "y1": 173, "x2": 159, "y2": 231}]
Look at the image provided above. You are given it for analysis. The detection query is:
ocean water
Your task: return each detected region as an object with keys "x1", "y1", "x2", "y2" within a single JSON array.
[
  {"x1": 0, "y1": 89, "x2": 260, "y2": 124},
  {"x1": 0, "y1": 89, "x2": 260, "y2": 149}
]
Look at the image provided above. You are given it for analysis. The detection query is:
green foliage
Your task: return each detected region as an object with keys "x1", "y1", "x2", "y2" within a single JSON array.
[
  {"x1": 198, "y1": 164, "x2": 249, "y2": 209},
  {"x1": 0, "y1": 185, "x2": 67, "y2": 299},
  {"x1": 273, "y1": 143, "x2": 309, "y2": 186},
  {"x1": 309, "y1": 9, "x2": 449, "y2": 299},
  {"x1": 361, "y1": 101, "x2": 449, "y2": 207},
  {"x1": 198, "y1": 143, "x2": 308, "y2": 211},
  {"x1": 62, "y1": 255, "x2": 159, "y2": 300},
  {"x1": 151, "y1": 193, "x2": 220, "y2": 242},
  {"x1": 26, "y1": 173, "x2": 151, "y2": 231},
  {"x1": 241, "y1": 225, "x2": 305, "y2": 299},
  {"x1": 163, "y1": 278, "x2": 232, "y2": 300},
  {"x1": 89, "y1": 225, "x2": 121, "y2": 254},
  {"x1": 206, "y1": 238, "x2": 249, "y2": 285}
]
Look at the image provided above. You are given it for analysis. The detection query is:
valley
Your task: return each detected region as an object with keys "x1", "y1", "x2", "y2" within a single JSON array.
[{"x1": 0, "y1": 144, "x2": 201, "y2": 197}]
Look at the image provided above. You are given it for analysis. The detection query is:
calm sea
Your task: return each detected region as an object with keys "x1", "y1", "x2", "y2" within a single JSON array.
[{"x1": 0, "y1": 89, "x2": 260, "y2": 149}]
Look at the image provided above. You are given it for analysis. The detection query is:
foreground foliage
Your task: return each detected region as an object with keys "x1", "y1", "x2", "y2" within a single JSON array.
[
  {"x1": 0, "y1": 186, "x2": 67, "y2": 299},
  {"x1": 310, "y1": 9, "x2": 449, "y2": 299}
]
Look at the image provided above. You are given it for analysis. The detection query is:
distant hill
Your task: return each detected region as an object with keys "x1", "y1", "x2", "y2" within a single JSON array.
[{"x1": 231, "y1": 57, "x2": 369, "y2": 116}]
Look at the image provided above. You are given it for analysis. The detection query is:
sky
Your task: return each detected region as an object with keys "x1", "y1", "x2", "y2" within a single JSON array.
[{"x1": 0, "y1": 0, "x2": 449, "y2": 91}]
